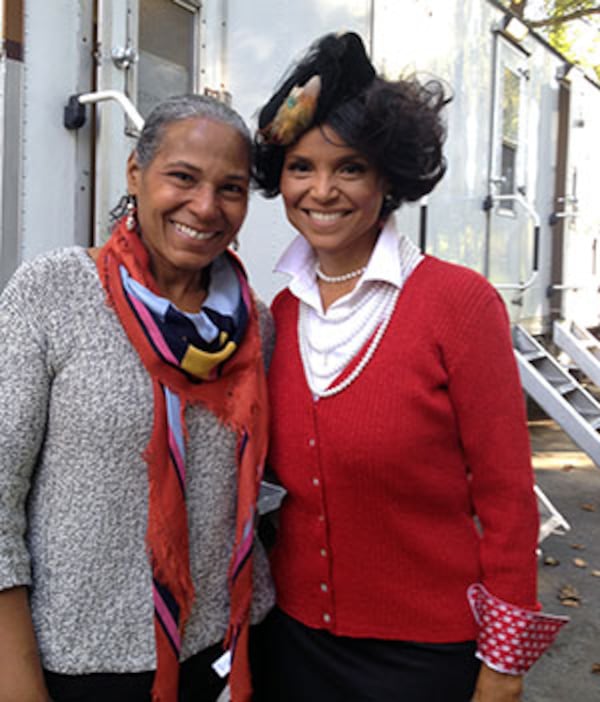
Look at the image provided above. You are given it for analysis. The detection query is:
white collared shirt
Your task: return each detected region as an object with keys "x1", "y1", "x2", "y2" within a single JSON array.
[{"x1": 275, "y1": 218, "x2": 424, "y2": 392}]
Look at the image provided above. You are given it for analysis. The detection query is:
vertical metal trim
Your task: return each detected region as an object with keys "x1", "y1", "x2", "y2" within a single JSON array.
[
  {"x1": 192, "y1": 0, "x2": 201, "y2": 92},
  {"x1": 367, "y1": 0, "x2": 375, "y2": 58},
  {"x1": 549, "y1": 81, "x2": 570, "y2": 319},
  {"x1": 198, "y1": 0, "x2": 207, "y2": 92},
  {"x1": 125, "y1": 0, "x2": 138, "y2": 104},
  {"x1": 89, "y1": 0, "x2": 99, "y2": 246},
  {"x1": 483, "y1": 30, "x2": 501, "y2": 279},
  {"x1": 0, "y1": 0, "x2": 24, "y2": 288},
  {"x1": 419, "y1": 200, "x2": 428, "y2": 254},
  {"x1": 220, "y1": 0, "x2": 228, "y2": 91}
]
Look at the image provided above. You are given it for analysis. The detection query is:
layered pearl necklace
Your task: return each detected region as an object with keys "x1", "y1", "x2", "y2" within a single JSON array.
[
  {"x1": 315, "y1": 263, "x2": 366, "y2": 283},
  {"x1": 298, "y1": 281, "x2": 400, "y2": 398}
]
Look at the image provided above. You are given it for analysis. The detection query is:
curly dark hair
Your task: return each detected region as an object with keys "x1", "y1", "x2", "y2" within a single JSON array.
[{"x1": 253, "y1": 33, "x2": 451, "y2": 218}]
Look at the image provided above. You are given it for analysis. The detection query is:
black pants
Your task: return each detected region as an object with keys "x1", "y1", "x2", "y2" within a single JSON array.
[
  {"x1": 45, "y1": 641, "x2": 229, "y2": 702},
  {"x1": 255, "y1": 607, "x2": 481, "y2": 702}
]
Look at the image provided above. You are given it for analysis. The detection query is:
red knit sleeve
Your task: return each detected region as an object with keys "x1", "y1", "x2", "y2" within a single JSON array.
[{"x1": 444, "y1": 281, "x2": 539, "y2": 608}]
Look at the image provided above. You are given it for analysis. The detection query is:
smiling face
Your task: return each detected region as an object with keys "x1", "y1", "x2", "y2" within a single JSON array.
[
  {"x1": 127, "y1": 117, "x2": 250, "y2": 283},
  {"x1": 279, "y1": 125, "x2": 387, "y2": 273}
]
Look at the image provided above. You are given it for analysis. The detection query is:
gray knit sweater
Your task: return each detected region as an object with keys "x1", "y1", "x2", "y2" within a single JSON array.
[{"x1": 0, "y1": 248, "x2": 275, "y2": 674}]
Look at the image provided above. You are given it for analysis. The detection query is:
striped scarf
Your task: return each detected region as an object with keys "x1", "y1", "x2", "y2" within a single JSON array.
[{"x1": 97, "y1": 217, "x2": 268, "y2": 702}]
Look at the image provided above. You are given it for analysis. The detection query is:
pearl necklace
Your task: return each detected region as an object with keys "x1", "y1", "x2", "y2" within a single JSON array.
[
  {"x1": 315, "y1": 263, "x2": 366, "y2": 283},
  {"x1": 304, "y1": 284, "x2": 387, "y2": 357},
  {"x1": 299, "y1": 284, "x2": 400, "y2": 398}
]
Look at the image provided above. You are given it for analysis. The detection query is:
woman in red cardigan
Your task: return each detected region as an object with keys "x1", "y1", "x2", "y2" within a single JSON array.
[{"x1": 253, "y1": 32, "x2": 566, "y2": 702}]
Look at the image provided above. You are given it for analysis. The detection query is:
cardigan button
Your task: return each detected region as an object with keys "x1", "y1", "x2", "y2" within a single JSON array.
[
  {"x1": 308, "y1": 438, "x2": 316, "y2": 447},
  {"x1": 312, "y1": 477, "x2": 320, "y2": 486},
  {"x1": 323, "y1": 613, "x2": 331, "y2": 623},
  {"x1": 320, "y1": 548, "x2": 327, "y2": 557},
  {"x1": 320, "y1": 583, "x2": 328, "y2": 592}
]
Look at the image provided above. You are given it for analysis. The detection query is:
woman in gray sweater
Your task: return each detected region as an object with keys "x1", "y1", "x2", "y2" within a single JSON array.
[{"x1": 0, "y1": 95, "x2": 273, "y2": 702}]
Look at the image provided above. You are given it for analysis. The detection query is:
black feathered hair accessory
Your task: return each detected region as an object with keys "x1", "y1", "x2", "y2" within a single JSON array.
[{"x1": 258, "y1": 32, "x2": 375, "y2": 145}]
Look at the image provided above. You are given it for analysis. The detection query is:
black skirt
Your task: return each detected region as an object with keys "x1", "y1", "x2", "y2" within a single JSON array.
[{"x1": 254, "y1": 607, "x2": 481, "y2": 702}]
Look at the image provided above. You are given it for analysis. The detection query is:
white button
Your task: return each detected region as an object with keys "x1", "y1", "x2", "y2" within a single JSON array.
[
  {"x1": 320, "y1": 583, "x2": 328, "y2": 592},
  {"x1": 323, "y1": 613, "x2": 331, "y2": 623},
  {"x1": 308, "y1": 438, "x2": 316, "y2": 447},
  {"x1": 320, "y1": 548, "x2": 327, "y2": 557},
  {"x1": 312, "y1": 394, "x2": 320, "y2": 403},
  {"x1": 312, "y1": 477, "x2": 320, "y2": 486},
  {"x1": 318, "y1": 515, "x2": 325, "y2": 522}
]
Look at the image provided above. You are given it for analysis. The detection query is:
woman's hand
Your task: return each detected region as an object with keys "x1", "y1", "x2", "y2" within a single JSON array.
[
  {"x1": 0, "y1": 587, "x2": 50, "y2": 702},
  {"x1": 472, "y1": 664, "x2": 523, "y2": 702}
]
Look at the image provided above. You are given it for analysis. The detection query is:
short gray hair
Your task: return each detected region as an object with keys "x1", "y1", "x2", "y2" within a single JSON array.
[{"x1": 135, "y1": 94, "x2": 251, "y2": 168}]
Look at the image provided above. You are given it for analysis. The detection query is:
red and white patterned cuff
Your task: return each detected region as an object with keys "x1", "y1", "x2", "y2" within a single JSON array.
[{"x1": 467, "y1": 583, "x2": 569, "y2": 675}]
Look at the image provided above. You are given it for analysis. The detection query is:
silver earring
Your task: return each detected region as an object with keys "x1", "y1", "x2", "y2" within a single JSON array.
[
  {"x1": 125, "y1": 195, "x2": 137, "y2": 231},
  {"x1": 231, "y1": 236, "x2": 240, "y2": 252}
]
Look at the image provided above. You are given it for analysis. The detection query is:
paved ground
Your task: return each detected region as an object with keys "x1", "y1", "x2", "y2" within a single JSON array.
[{"x1": 523, "y1": 419, "x2": 600, "y2": 701}]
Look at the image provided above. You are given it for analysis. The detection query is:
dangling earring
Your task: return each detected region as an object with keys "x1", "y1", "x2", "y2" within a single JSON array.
[
  {"x1": 125, "y1": 195, "x2": 137, "y2": 231},
  {"x1": 231, "y1": 236, "x2": 240, "y2": 252},
  {"x1": 379, "y1": 193, "x2": 394, "y2": 226}
]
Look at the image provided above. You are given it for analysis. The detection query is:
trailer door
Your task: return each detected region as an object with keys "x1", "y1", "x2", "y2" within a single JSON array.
[
  {"x1": 487, "y1": 34, "x2": 536, "y2": 313},
  {"x1": 552, "y1": 70, "x2": 600, "y2": 328},
  {"x1": 93, "y1": 0, "x2": 202, "y2": 243}
]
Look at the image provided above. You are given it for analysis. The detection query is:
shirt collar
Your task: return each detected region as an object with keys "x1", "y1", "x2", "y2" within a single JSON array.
[{"x1": 275, "y1": 217, "x2": 412, "y2": 302}]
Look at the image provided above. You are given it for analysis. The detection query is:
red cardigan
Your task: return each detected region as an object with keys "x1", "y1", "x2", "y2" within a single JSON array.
[{"x1": 268, "y1": 256, "x2": 539, "y2": 643}]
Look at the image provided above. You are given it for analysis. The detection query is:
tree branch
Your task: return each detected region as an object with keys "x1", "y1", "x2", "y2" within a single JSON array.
[
  {"x1": 509, "y1": 1, "x2": 526, "y2": 19},
  {"x1": 528, "y1": 7, "x2": 600, "y2": 28}
]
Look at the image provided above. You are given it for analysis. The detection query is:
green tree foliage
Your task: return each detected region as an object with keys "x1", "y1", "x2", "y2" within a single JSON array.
[{"x1": 506, "y1": 0, "x2": 600, "y2": 81}]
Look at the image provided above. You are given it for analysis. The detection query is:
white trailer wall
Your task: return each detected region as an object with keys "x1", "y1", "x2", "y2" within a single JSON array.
[
  {"x1": 0, "y1": 1, "x2": 25, "y2": 291},
  {"x1": 373, "y1": 0, "x2": 493, "y2": 275},
  {"x1": 370, "y1": 0, "x2": 571, "y2": 332},
  {"x1": 4, "y1": 0, "x2": 598, "y2": 333},
  {"x1": 20, "y1": 0, "x2": 94, "y2": 261},
  {"x1": 559, "y1": 73, "x2": 600, "y2": 329}
]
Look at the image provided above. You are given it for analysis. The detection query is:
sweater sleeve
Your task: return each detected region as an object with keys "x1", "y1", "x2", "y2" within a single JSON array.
[
  {"x1": 0, "y1": 265, "x2": 51, "y2": 591},
  {"x1": 445, "y1": 284, "x2": 538, "y2": 607},
  {"x1": 443, "y1": 281, "x2": 567, "y2": 670}
]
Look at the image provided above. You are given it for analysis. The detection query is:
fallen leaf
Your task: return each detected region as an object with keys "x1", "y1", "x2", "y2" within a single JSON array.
[
  {"x1": 544, "y1": 556, "x2": 560, "y2": 567},
  {"x1": 591, "y1": 570, "x2": 600, "y2": 578},
  {"x1": 581, "y1": 503, "x2": 597, "y2": 512},
  {"x1": 561, "y1": 464, "x2": 575, "y2": 472},
  {"x1": 571, "y1": 543, "x2": 586, "y2": 550},
  {"x1": 592, "y1": 663, "x2": 600, "y2": 675},
  {"x1": 573, "y1": 558, "x2": 588, "y2": 568},
  {"x1": 560, "y1": 598, "x2": 581, "y2": 608},
  {"x1": 559, "y1": 584, "x2": 579, "y2": 598},
  {"x1": 558, "y1": 584, "x2": 581, "y2": 607}
]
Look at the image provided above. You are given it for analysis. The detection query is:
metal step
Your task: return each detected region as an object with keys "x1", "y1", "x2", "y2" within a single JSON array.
[
  {"x1": 512, "y1": 325, "x2": 594, "y2": 542},
  {"x1": 535, "y1": 485, "x2": 570, "y2": 543},
  {"x1": 513, "y1": 325, "x2": 600, "y2": 466},
  {"x1": 553, "y1": 320, "x2": 600, "y2": 389}
]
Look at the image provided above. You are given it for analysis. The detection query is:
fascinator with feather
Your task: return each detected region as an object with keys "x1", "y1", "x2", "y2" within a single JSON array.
[{"x1": 258, "y1": 32, "x2": 376, "y2": 146}]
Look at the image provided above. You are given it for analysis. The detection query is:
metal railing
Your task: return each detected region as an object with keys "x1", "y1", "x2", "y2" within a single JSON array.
[{"x1": 485, "y1": 191, "x2": 541, "y2": 292}]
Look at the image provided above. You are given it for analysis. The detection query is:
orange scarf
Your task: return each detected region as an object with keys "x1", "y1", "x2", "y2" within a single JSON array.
[{"x1": 97, "y1": 218, "x2": 268, "y2": 701}]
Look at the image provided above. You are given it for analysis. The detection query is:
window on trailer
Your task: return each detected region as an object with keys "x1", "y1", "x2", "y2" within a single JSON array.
[
  {"x1": 137, "y1": 0, "x2": 200, "y2": 117},
  {"x1": 500, "y1": 66, "x2": 520, "y2": 211}
]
